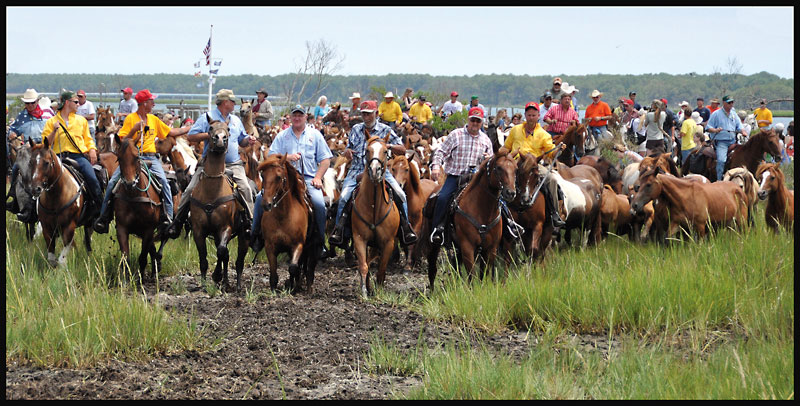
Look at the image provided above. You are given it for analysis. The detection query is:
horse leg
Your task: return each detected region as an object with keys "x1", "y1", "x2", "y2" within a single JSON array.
[
  {"x1": 460, "y1": 243, "x2": 477, "y2": 282},
  {"x1": 426, "y1": 244, "x2": 440, "y2": 292},
  {"x1": 376, "y1": 240, "x2": 395, "y2": 289},
  {"x1": 234, "y1": 233, "x2": 248, "y2": 292},
  {"x1": 194, "y1": 232, "x2": 209, "y2": 283},
  {"x1": 266, "y1": 247, "x2": 279, "y2": 291},
  {"x1": 83, "y1": 225, "x2": 93, "y2": 253},
  {"x1": 287, "y1": 244, "x2": 304, "y2": 294},
  {"x1": 353, "y1": 237, "x2": 370, "y2": 298},
  {"x1": 56, "y1": 223, "x2": 78, "y2": 267},
  {"x1": 117, "y1": 227, "x2": 132, "y2": 280},
  {"x1": 213, "y1": 230, "x2": 232, "y2": 289},
  {"x1": 139, "y1": 232, "x2": 154, "y2": 281}
]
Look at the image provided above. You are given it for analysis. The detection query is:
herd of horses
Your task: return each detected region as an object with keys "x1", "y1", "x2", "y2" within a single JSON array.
[{"x1": 8, "y1": 106, "x2": 794, "y2": 297}]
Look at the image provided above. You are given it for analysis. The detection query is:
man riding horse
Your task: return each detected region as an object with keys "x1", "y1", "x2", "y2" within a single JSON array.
[
  {"x1": 706, "y1": 95, "x2": 748, "y2": 182},
  {"x1": 329, "y1": 100, "x2": 419, "y2": 249},
  {"x1": 250, "y1": 104, "x2": 333, "y2": 258},
  {"x1": 166, "y1": 89, "x2": 257, "y2": 239},
  {"x1": 93, "y1": 89, "x2": 191, "y2": 234}
]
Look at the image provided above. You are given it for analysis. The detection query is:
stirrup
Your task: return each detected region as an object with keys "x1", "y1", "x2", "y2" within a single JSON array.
[{"x1": 430, "y1": 225, "x2": 444, "y2": 245}]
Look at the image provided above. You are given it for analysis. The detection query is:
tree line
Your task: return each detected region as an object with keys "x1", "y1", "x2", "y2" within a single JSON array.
[{"x1": 6, "y1": 71, "x2": 794, "y2": 111}]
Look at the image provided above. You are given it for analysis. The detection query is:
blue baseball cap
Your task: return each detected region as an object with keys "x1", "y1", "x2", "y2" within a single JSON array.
[{"x1": 290, "y1": 105, "x2": 305, "y2": 114}]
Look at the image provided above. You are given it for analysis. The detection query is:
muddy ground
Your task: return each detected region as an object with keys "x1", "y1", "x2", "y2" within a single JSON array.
[{"x1": 6, "y1": 252, "x2": 613, "y2": 400}]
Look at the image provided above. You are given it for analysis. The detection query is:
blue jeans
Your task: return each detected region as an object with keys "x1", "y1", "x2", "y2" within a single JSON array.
[
  {"x1": 60, "y1": 152, "x2": 102, "y2": 203},
  {"x1": 432, "y1": 174, "x2": 460, "y2": 229},
  {"x1": 713, "y1": 136, "x2": 735, "y2": 181},
  {"x1": 253, "y1": 177, "x2": 326, "y2": 239},
  {"x1": 100, "y1": 155, "x2": 172, "y2": 220},
  {"x1": 334, "y1": 171, "x2": 408, "y2": 227},
  {"x1": 681, "y1": 149, "x2": 692, "y2": 167},
  {"x1": 588, "y1": 125, "x2": 608, "y2": 140}
]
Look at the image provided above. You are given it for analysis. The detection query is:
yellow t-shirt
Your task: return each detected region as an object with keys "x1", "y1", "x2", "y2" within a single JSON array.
[
  {"x1": 503, "y1": 122, "x2": 556, "y2": 158},
  {"x1": 753, "y1": 107, "x2": 773, "y2": 128},
  {"x1": 378, "y1": 100, "x2": 403, "y2": 125},
  {"x1": 42, "y1": 112, "x2": 96, "y2": 154},
  {"x1": 407, "y1": 103, "x2": 433, "y2": 123},
  {"x1": 680, "y1": 118, "x2": 697, "y2": 151},
  {"x1": 119, "y1": 112, "x2": 172, "y2": 153}
]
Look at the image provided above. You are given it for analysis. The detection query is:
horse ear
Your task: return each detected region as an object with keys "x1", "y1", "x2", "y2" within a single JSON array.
[
  {"x1": 206, "y1": 113, "x2": 213, "y2": 124},
  {"x1": 43, "y1": 136, "x2": 50, "y2": 149},
  {"x1": 28, "y1": 138, "x2": 36, "y2": 148},
  {"x1": 655, "y1": 166, "x2": 665, "y2": 175},
  {"x1": 114, "y1": 134, "x2": 122, "y2": 149}
]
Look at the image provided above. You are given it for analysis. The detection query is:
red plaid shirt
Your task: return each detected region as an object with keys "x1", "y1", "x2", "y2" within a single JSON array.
[
  {"x1": 431, "y1": 127, "x2": 493, "y2": 176},
  {"x1": 543, "y1": 104, "x2": 579, "y2": 134}
]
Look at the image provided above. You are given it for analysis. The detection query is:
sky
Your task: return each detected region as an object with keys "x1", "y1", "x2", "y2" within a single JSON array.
[{"x1": 6, "y1": 6, "x2": 795, "y2": 79}]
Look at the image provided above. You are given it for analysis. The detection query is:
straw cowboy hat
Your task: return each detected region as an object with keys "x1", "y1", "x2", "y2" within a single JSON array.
[
  {"x1": 561, "y1": 83, "x2": 579, "y2": 94},
  {"x1": 20, "y1": 89, "x2": 39, "y2": 103},
  {"x1": 384, "y1": 91, "x2": 395, "y2": 98},
  {"x1": 590, "y1": 89, "x2": 603, "y2": 98},
  {"x1": 349, "y1": 92, "x2": 361, "y2": 100}
]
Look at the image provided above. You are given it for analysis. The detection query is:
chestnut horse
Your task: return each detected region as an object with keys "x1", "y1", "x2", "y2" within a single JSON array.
[
  {"x1": 502, "y1": 153, "x2": 553, "y2": 262},
  {"x1": 577, "y1": 155, "x2": 624, "y2": 193},
  {"x1": 95, "y1": 106, "x2": 118, "y2": 154},
  {"x1": 351, "y1": 135, "x2": 401, "y2": 297},
  {"x1": 631, "y1": 167, "x2": 748, "y2": 240},
  {"x1": 256, "y1": 154, "x2": 319, "y2": 293},
  {"x1": 726, "y1": 129, "x2": 782, "y2": 175},
  {"x1": 188, "y1": 118, "x2": 249, "y2": 291},
  {"x1": 111, "y1": 132, "x2": 167, "y2": 279},
  {"x1": 723, "y1": 167, "x2": 759, "y2": 226},
  {"x1": 600, "y1": 184, "x2": 634, "y2": 239},
  {"x1": 755, "y1": 163, "x2": 794, "y2": 233},
  {"x1": 552, "y1": 123, "x2": 588, "y2": 167},
  {"x1": 28, "y1": 138, "x2": 95, "y2": 267}
]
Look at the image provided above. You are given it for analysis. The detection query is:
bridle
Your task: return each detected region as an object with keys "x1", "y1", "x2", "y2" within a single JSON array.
[{"x1": 262, "y1": 165, "x2": 288, "y2": 212}]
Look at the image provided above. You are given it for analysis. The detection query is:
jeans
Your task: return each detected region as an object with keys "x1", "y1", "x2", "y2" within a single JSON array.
[
  {"x1": 588, "y1": 125, "x2": 609, "y2": 141},
  {"x1": 713, "y1": 136, "x2": 735, "y2": 181},
  {"x1": 252, "y1": 176, "x2": 326, "y2": 239},
  {"x1": 100, "y1": 155, "x2": 173, "y2": 220},
  {"x1": 175, "y1": 163, "x2": 253, "y2": 220},
  {"x1": 61, "y1": 152, "x2": 102, "y2": 203},
  {"x1": 432, "y1": 174, "x2": 460, "y2": 229},
  {"x1": 335, "y1": 171, "x2": 408, "y2": 226}
]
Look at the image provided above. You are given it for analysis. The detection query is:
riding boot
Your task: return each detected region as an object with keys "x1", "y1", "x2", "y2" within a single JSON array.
[
  {"x1": 167, "y1": 202, "x2": 191, "y2": 239},
  {"x1": 393, "y1": 193, "x2": 418, "y2": 246},
  {"x1": 329, "y1": 211, "x2": 349, "y2": 248},
  {"x1": 544, "y1": 187, "x2": 566, "y2": 229},
  {"x1": 249, "y1": 220, "x2": 264, "y2": 253},
  {"x1": 92, "y1": 197, "x2": 114, "y2": 234},
  {"x1": 6, "y1": 174, "x2": 19, "y2": 213}
]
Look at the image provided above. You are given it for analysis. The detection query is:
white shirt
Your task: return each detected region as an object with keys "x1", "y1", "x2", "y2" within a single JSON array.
[
  {"x1": 441, "y1": 100, "x2": 463, "y2": 116},
  {"x1": 118, "y1": 98, "x2": 137, "y2": 115},
  {"x1": 76, "y1": 100, "x2": 96, "y2": 129}
]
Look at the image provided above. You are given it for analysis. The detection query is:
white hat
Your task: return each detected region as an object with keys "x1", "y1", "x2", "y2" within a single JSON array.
[
  {"x1": 349, "y1": 92, "x2": 361, "y2": 100},
  {"x1": 775, "y1": 122, "x2": 785, "y2": 132},
  {"x1": 679, "y1": 100, "x2": 689, "y2": 107},
  {"x1": 38, "y1": 96, "x2": 52, "y2": 110},
  {"x1": 20, "y1": 88, "x2": 39, "y2": 103},
  {"x1": 562, "y1": 83, "x2": 579, "y2": 94},
  {"x1": 590, "y1": 89, "x2": 602, "y2": 98},
  {"x1": 690, "y1": 111, "x2": 702, "y2": 122},
  {"x1": 384, "y1": 91, "x2": 395, "y2": 98}
]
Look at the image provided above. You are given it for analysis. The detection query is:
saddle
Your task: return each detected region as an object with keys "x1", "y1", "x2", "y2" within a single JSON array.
[{"x1": 53, "y1": 157, "x2": 96, "y2": 224}]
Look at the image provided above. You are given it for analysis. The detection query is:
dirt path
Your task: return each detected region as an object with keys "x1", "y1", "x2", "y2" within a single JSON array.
[{"x1": 6, "y1": 254, "x2": 536, "y2": 399}]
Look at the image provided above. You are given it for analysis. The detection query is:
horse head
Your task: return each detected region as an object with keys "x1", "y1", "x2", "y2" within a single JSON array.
[
  {"x1": 515, "y1": 153, "x2": 542, "y2": 207},
  {"x1": 365, "y1": 135, "x2": 391, "y2": 183},
  {"x1": 759, "y1": 129, "x2": 782, "y2": 158},
  {"x1": 29, "y1": 137, "x2": 61, "y2": 198},
  {"x1": 486, "y1": 147, "x2": 517, "y2": 202},
  {"x1": 114, "y1": 134, "x2": 143, "y2": 190},
  {"x1": 258, "y1": 154, "x2": 291, "y2": 212},
  {"x1": 389, "y1": 155, "x2": 410, "y2": 188},
  {"x1": 631, "y1": 166, "x2": 665, "y2": 213},
  {"x1": 207, "y1": 114, "x2": 231, "y2": 153},
  {"x1": 756, "y1": 163, "x2": 783, "y2": 201}
]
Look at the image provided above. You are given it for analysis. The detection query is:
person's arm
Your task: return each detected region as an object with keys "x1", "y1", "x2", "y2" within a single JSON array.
[{"x1": 312, "y1": 157, "x2": 330, "y2": 188}]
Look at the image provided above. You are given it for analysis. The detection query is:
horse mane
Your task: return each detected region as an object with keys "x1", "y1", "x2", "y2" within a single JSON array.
[
  {"x1": 600, "y1": 157, "x2": 623, "y2": 183},
  {"x1": 663, "y1": 153, "x2": 681, "y2": 177},
  {"x1": 756, "y1": 162, "x2": 782, "y2": 182},
  {"x1": 259, "y1": 154, "x2": 307, "y2": 204},
  {"x1": 518, "y1": 152, "x2": 538, "y2": 173}
]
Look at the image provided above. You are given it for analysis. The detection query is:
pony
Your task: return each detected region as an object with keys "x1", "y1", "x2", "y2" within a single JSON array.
[
  {"x1": 600, "y1": 184, "x2": 634, "y2": 239},
  {"x1": 755, "y1": 163, "x2": 794, "y2": 234},
  {"x1": 94, "y1": 106, "x2": 118, "y2": 154},
  {"x1": 10, "y1": 139, "x2": 39, "y2": 240},
  {"x1": 726, "y1": 129, "x2": 782, "y2": 175},
  {"x1": 549, "y1": 167, "x2": 603, "y2": 247},
  {"x1": 28, "y1": 137, "x2": 95, "y2": 267},
  {"x1": 576, "y1": 155, "x2": 624, "y2": 193},
  {"x1": 188, "y1": 117, "x2": 249, "y2": 291},
  {"x1": 110, "y1": 131, "x2": 168, "y2": 279},
  {"x1": 255, "y1": 154, "x2": 319, "y2": 293},
  {"x1": 631, "y1": 167, "x2": 748, "y2": 240},
  {"x1": 552, "y1": 123, "x2": 588, "y2": 167},
  {"x1": 502, "y1": 153, "x2": 553, "y2": 262},
  {"x1": 351, "y1": 135, "x2": 401, "y2": 297},
  {"x1": 722, "y1": 167, "x2": 759, "y2": 226}
]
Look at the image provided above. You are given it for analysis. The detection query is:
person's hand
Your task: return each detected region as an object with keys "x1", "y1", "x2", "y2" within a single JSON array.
[
  {"x1": 431, "y1": 166, "x2": 440, "y2": 182},
  {"x1": 247, "y1": 135, "x2": 258, "y2": 145},
  {"x1": 591, "y1": 116, "x2": 598, "y2": 122},
  {"x1": 88, "y1": 149, "x2": 97, "y2": 165},
  {"x1": 559, "y1": 143, "x2": 568, "y2": 150},
  {"x1": 343, "y1": 149, "x2": 353, "y2": 160},
  {"x1": 311, "y1": 177, "x2": 323, "y2": 189},
  {"x1": 287, "y1": 153, "x2": 301, "y2": 162},
  {"x1": 8, "y1": 131, "x2": 18, "y2": 141}
]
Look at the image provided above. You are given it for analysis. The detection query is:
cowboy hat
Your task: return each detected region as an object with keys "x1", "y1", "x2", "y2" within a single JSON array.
[
  {"x1": 349, "y1": 92, "x2": 361, "y2": 100},
  {"x1": 20, "y1": 89, "x2": 39, "y2": 103},
  {"x1": 384, "y1": 91, "x2": 395, "y2": 98},
  {"x1": 562, "y1": 83, "x2": 578, "y2": 93},
  {"x1": 590, "y1": 89, "x2": 603, "y2": 98},
  {"x1": 255, "y1": 88, "x2": 268, "y2": 96}
]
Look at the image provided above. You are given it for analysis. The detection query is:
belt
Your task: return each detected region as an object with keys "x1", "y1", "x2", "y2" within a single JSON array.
[
  {"x1": 226, "y1": 160, "x2": 244, "y2": 166},
  {"x1": 141, "y1": 152, "x2": 159, "y2": 157}
]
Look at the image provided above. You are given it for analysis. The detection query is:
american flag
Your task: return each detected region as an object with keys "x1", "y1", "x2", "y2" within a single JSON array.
[{"x1": 203, "y1": 38, "x2": 211, "y2": 65}]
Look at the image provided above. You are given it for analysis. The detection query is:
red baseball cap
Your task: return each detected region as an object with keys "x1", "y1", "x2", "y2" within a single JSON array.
[
  {"x1": 524, "y1": 101, "x2": 540, "y2": 111},
  {"x1": 660, "y1": 98, "x2": 668, "y2": 105},
  {"x1": 624, "y1": 99, "x2": 634, "y2": 106},
  {"x1": 135, "y1": 89, "x2": 157, "y2": 103},
  {"x1": 450, "y1": 91, "x2": 458, "y2": 97},
  {"x1": 122, "y1": 87, "x2": 133, "y2": 94},
  {"x1": 359, "y1": 100, "x2": 378, "y2": 113},
  {"x1": 468, "y1": 107, "x2": 484, "y2": 119},
  {"x1": 76, "y1": 90, "x2": 86, "y2": 97}
]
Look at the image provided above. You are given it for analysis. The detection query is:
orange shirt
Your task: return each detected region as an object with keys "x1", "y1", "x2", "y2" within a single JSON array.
[
  {"x1": 707, "y1": 105, "x2": 720, "y2": 114},
  {"x1": 584, "y1": 101, "x2": 611, "y2": 127}
]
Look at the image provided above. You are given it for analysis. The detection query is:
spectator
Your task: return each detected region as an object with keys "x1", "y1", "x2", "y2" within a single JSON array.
[
  {"x1": 678, "y1": 109, "x2": 701, "y2": 166},
  {"x1": 399, "y1": 87, "x2": 415, "y2": 112},
  {"x1": 706, "y1": 95, "x2": 746, "y2": 181},
  {"x1": 629, "y1": 91, "x2": 641, "y2": 110},
  {"x1": 306, "y1": 113, "x2": 316, "y2": 129},
  {"x1": 539, "y1": 92, "x2": 554, "y2": 127},
  {"x1": 547, "y1": 77, "x2": 566, "y2": 102},
  {"x1": 584, "y1": 89, "x2": 613, "y2": 142},
  {"x1": 509, "y1": 112, "x2": 522, "y2": 130},
  {"x1": 676, "y1": 101, "x2": 690, "y2": 124},
  {"x1": 314, "y1": 95, "x2": 330, "y2": 121},
  {"x1": 562, "y1": 83, "x2": 580, "y2": 116},
  {"x1": 253, "y1": 88, "x2": 274, "y2": 130},
  {"x1": 784, "y1": 121, "x2": 793, "y2": 160},
  {"x1": 707, "y1": 98, "x2": 721, "y2": 114},
  {"x1": 408, "y1": 95, "x2": 433, "y2": 125},
  {"x1": 660, "y1": 98, "x2": 677, "y2": 152},
  {"x1": 613, "y1": 97, "x2": 626, "y2": 121},
  {"x1": 493, "y1": 109, "x2": 508, "y2": 128},
  {"x1": 694, "y1": 97, "x2": 711, "y2": 128},
  {"x1": 631, "y1": 108, "x2": 648, "y2": 156},
  {"x1": 440, "y1": 91, "x2": 464, "y2": 118},
  {"x1": 542, "y1": 93, "x2": 579, "y2": 136},
  {"x1": 75, "y1": 90, "x2": 97, "y2": 142},
  {"x1": 737, "y1": 110, "x2": 752, "y2": 139},
  {"x1": 774, "y1": 122, "x2": 790, "y2": 163},
  {"x1": 644, "y1": 99, "x2": 667, "y2": 155},
  {"x1": 117, "y1": 87, "x2": 137, "y2": 124},
  {"x1": 348, "y1": 92, "x2": 362, "y2": 117},
  {"x1": 753, "y1": 98, "x2": 773, "y2": 130},
  {"x1": 378, "y1": 92, "x2": 403, "y2": 129},
  {"x1": 467, "y1": 95, "x2": 487, "y2": 121}
]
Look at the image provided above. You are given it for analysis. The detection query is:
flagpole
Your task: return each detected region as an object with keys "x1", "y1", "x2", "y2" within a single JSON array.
[{"x1": 207, "y1": 25, "x2": 213, "y2": 111}]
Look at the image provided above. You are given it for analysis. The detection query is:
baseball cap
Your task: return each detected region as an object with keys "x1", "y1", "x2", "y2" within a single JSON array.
[
  {"x1": 760, "y1": 98, "x2": 766, "y2": 104},
  {"x1": 135, "y1": 89, "x2": 158, "y2": 103},
  {"x1": 624, "y1": 99, "x2": 634, "y2": 106},
  {"x1": 544, "y1": 92, "x2": 553, "y2": 99},
  {"x1": 629, "y1": 91, "x2": 637, "y2": 96},
  {"x1": 77, "y1": 90, "x2": 86, "y2": 97},
  {"x1": 524, "y1": 101, "x2": 540, "y2": 111},
  {"x1": 721, "y1": 95, "x2": 734, "y2": 103},
  {"x1": 710, "y1": 98, "x2": 720, "y2": 104},
  {"x1": 215, "y1": 89, "x2": 235, "y2": 103},
  {"x1": 553, "y1": 77, "x2": 562, "y2": 85},
  {"x1": 450, "y1": 91, "x2": 458, "y2": 97},
  {"x1": 121, "y1": 87, "x2": 133, "y2": 94},
  {"x1": 290, "y1": 104, "x2": 306, "y2": 114},
  {"x1": 660, "y1": 98, "x2": 668, "y2": 105},
  {"x1": 359, "y1": 100, "x2": 378, "y2": 113},
  {"x1": 697, "y1": 97, "x2": 704, "y2": 101},
  {"x1": 468, "y1": 107, "x2": 484, "y2": 119},
  {"x1": 690, "y1": 111, "x2": 702, "y2": 122},
  {"x1": 418, "y1": 95, "x2": 426, "y2": 101},
  {"x1": 471, "y1": 95, "x2": 479, "y2": 100},
  {"x1": 679, "y1": 101, "x2": 689, "y2": 107}
]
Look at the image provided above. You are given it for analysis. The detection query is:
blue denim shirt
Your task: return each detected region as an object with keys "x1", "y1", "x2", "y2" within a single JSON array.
[
  {"x1": 707, "y1": 107, "x2": 742, "y2": 141},
  {"x1": 346, "y1": 121, "x2": 402, "y2": 178},
  {"x1": 189, "y1": 108, "x2": 248, "y2": 163},
  {"x1": 268, "y1": 125, "x2": 333, "y2": 178},
  {"x1": 9, "y1": 109, "x2": 46, "y2": 143}
]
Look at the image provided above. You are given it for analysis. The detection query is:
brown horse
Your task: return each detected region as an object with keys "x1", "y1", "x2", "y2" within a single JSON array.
[
  {"x1": 552, "y1": 123, "x2": 588, "y2": 167},
  {"x1": 631, "y1": 167, "x2": 748, "y2": 240},
  {"x1": 188, "y1": 118, "x2": 249, "y2": 291},
  {"x1": 28, "y1": 138, "x2": 94, "y2": 267},
  {"x1": 256, "y1": 154, "x2": 319, "y2": 293},
  {"x1": 111, "y1": 132, "x2": 167, "y2": 279},
  {"x1": 502, "y1": 153, "x2": 553, "y2": 262},
  {"x1": 155, "y1": 133, "x2": 190, "y2": 193},
  {"x1": 577, "y1": 155, "x2": 624, "y2": 193},
  {"x1": 755, "y1": 163, "x2": 794, "y2": 233},
  {"x1": 549, "y1": 164, "x2": 603, "y2": 247},
  {"x1": 240, "y1": 139, "x2": 263, "y2": 193},
  {"x1": 95, "y1": 106, "x2": 118, "y2": 154},
  {"x1": 640, "y1": 152, "x2": 681, "y2": 177},
  {"x1": 723, "y1": 167, "x2": 759, "y2": 226},
  {"x1": 600, "y1": 184, "x2": 634, "y2": 239},
  {"x1": 389, "y1": 153, "x2": 440, "y2": 271},
  {"x1": 351, "y1": 135, "x2": 401, "y2": 297},
  {"x1": 726, "y1": 129, "x2": 782, "y2": 175}
]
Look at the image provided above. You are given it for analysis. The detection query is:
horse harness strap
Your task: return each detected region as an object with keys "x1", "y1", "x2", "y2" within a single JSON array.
[
  {"x1": 454, "y1": 203, "x2": 502, "y2": 247},
  {"x1": 352, "y1": 183, "x2": 395, "y2": 232},
  {"x1": 190, "y1": 194, "x2": 237, "y2": 224}
]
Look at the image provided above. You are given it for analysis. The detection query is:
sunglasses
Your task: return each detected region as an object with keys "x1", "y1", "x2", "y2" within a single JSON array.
[
  {"x1": 71, "y1": 100, "x2": 80, "y2": 104},
  {"x1": 78, "y1": 95, "x2": 86, "y2": 98},
  {"x1": 24, "y1": 102, "x2": 36, "y2": 105},
  {"x1": 469, "y1": 118, "x2": 482, "y2": 123}
]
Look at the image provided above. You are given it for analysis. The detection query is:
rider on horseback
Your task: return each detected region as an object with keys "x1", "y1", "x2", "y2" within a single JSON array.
[
  {"x1": 329, "y1": 100, "x2": 419, "y2": 248},
  {"x1": 706, "y1": 95, "x2": 747, "y2": 181},
  {"x1": 166, "y1": 89, "x2": 257, "y2": 239},
  {"x1": 503, "y1": 102, "x2": 567, "y2": 230},
  {"x1": 93, "y1": 89, "x2": 191, "y2": 234},
  {"x1": 250, "y1": 104, "x2": 333, "y2": 258},
  {"x1": 428, "y1": 107, "x2": 497, "y2": 246}
]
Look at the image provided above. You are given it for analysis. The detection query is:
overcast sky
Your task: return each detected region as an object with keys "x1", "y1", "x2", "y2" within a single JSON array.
[{"x1": 6, "y1": 6, "x2": 794, "y2": 78}]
